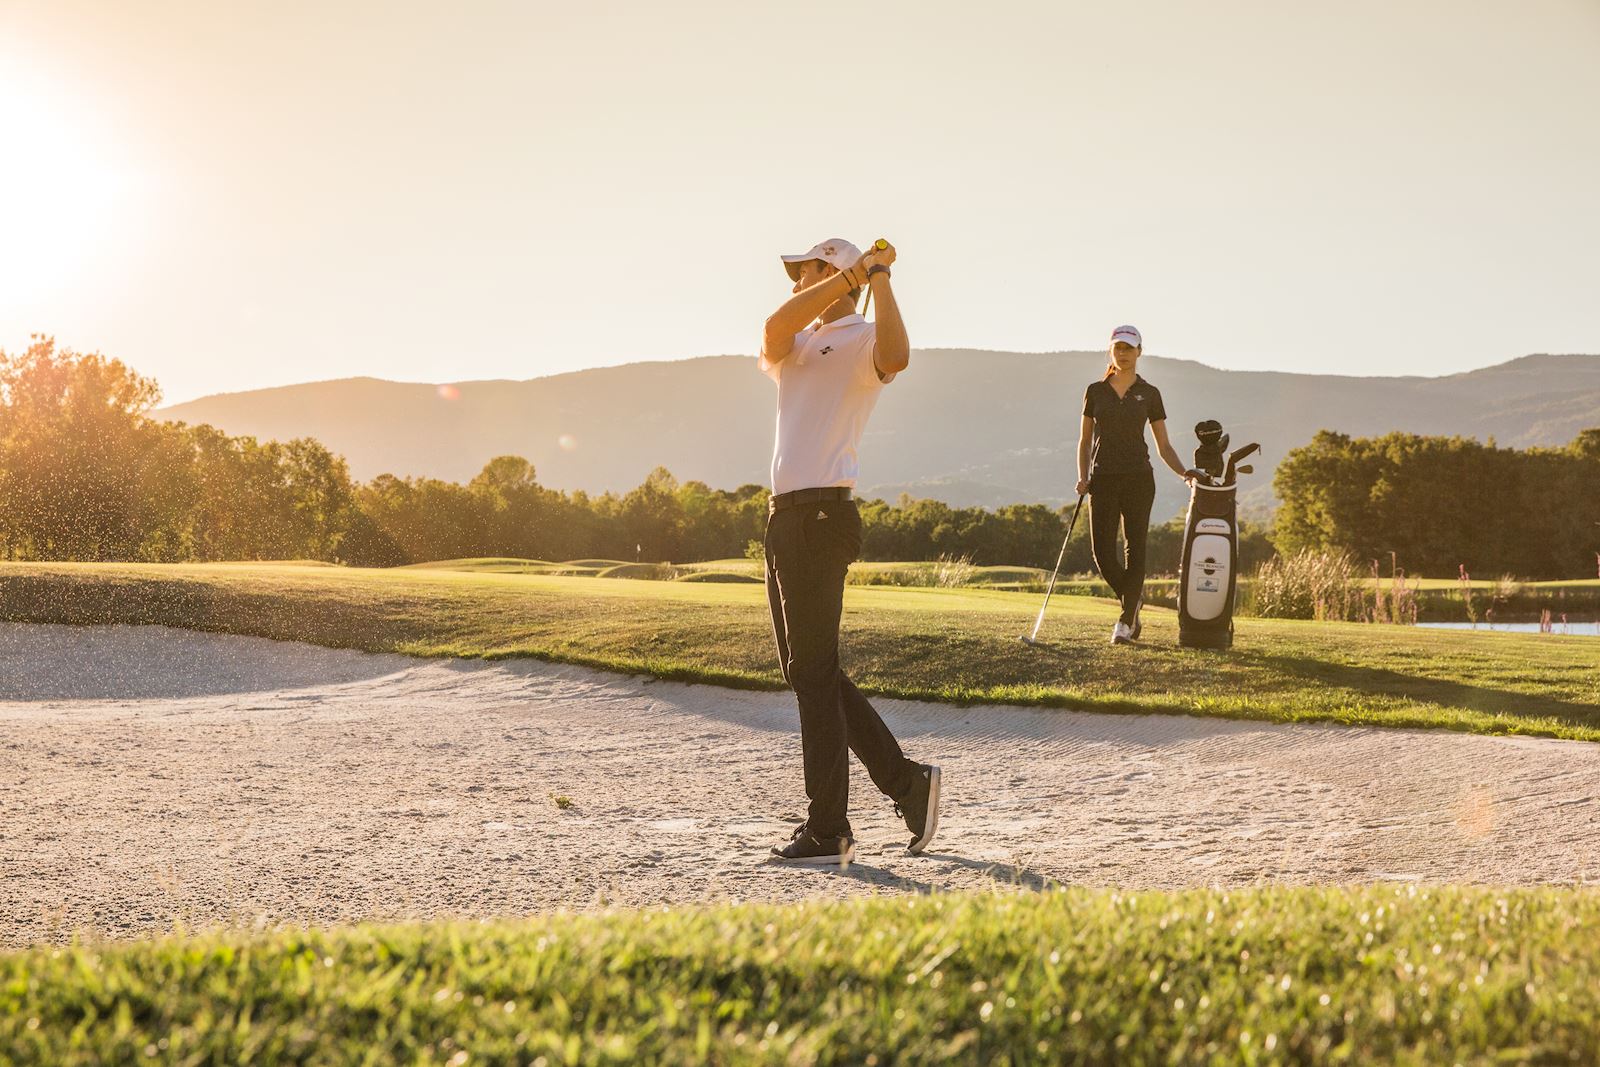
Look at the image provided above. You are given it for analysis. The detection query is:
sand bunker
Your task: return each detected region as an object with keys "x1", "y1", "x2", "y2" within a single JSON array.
[{"x1": 2, "y1": 622, "x2": 1596, "y2": 946}]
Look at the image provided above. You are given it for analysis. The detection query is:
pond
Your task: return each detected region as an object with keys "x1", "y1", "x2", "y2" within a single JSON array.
[{"x1": 1417, "y1": 621, "x2": 1600, "y2": 636}]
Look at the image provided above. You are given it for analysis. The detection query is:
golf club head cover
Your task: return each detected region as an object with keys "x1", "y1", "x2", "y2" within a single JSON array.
[{"x1": 1193, "y1": 420, "x2": 1227, "y2": 479}]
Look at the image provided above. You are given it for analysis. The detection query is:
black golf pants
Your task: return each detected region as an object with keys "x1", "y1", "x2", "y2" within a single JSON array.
[
  {"x1": 765, "y1": 499, "x2": 918, "y2": 838},
  {"x1": 1089, "y1": 466, "x2": 1156, "y2": 626}
]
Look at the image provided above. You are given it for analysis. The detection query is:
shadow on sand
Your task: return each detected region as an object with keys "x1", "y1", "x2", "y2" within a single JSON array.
[{"x1": 792, "y1": 853, "x2": 1063, "y2": 896}]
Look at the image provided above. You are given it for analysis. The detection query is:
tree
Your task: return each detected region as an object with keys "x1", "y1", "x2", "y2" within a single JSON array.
[
  {"x1": 470, "y1": 456, "x2": 544, "y2": 558},
  {"x1": 1273, "y1": 428, "x2": 1600, "y2": 578},
  {"x1": 0, "y1": 336, "x2": 172, "y2": 560},
  {"x1": 621, "y1": 467, "x2": 686, "y2": 561}
]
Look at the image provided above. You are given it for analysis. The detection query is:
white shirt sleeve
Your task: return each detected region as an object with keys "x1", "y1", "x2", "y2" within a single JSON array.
[
  {"x1": 759, "y1": 331, "x2": 807, "y2": 383},
  {"x1": 759, "y1": 352, "x2": 782, "y2": 382}
]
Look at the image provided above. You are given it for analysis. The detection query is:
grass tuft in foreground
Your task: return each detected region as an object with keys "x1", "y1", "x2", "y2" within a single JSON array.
[{"x1": 3, "y1": 886, "x2": 1599, "y2": 1065}]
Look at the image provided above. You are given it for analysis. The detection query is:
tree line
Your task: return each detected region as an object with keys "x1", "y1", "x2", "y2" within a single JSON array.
[
  {"x1": 1273, "y1": 429, "x2": 1600, "y2": 580},
  {"x1": 1, "y1": 338, "x2": 1162, "y2": 571},
  {"x1": 6, "y1": 338, "x2": 1594, "y2": 577}
]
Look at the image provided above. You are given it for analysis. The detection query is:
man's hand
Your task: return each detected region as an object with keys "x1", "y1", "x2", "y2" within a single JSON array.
[
  {"x1": 1075, "y1": 478, "x2": 1090, "y2": 497},
  {"x1": 859, "y1": 239, "x2": 896, "y2": 272}
]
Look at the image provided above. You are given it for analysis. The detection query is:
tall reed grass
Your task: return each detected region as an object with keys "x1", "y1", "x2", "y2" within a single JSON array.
[
  {"x1": 1247, "y1": 550, "x2": 1363, "y2": 621},
  {"x1": 1248, "y1": 551, "x2": 1419, "y2": 624},
  {"x1": 847, "y1": 554, "x2": 977, "y2": 588}
]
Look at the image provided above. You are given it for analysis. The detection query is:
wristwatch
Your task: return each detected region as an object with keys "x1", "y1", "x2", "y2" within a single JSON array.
[{"x1": 867, "y1": 265, "x2": 891, "y2": 279}]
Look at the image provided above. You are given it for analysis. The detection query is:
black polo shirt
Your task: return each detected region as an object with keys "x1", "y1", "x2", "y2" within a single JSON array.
[{"x1": 1082, "y1": 375, "x2": 1167, "y2": 475}]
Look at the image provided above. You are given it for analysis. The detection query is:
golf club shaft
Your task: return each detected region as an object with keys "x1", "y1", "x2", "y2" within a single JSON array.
[
  {"x1": 860, "y1": 238, "x2": 888, "y2": 317},
  {"x1": 1025, "y1": 437, "x2": 1098, "y2": 644},
  {"x1": 1027, "y1": 491, "x2": 1087, "y2": 642}
]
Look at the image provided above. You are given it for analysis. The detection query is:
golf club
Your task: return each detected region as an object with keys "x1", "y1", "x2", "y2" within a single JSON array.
[
  {"x1": 1021, "y1": 438, "x2": 1099, "y2": 647},
  {"x1": 859, "y1": 238, "x2": 889, "y2": 317}
]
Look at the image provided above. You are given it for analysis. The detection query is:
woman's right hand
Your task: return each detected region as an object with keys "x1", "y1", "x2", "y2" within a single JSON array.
[{"x1": 1075, "y1": 478, "x2": 1090, "y2": 497}]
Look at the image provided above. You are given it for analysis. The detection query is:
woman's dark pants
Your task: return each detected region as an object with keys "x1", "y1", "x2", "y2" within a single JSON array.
[
  {"x1": 1089, "y1": 466, "x2": 1156, "y2": 626},
  {"x1": 764, "y1": 499, "x2": 918, "y2": 838}
]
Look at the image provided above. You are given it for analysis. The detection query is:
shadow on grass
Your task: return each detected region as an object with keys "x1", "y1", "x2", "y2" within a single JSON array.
[{"x1": 1229, "y1": 647, "x2": 1600, "y2": 733}]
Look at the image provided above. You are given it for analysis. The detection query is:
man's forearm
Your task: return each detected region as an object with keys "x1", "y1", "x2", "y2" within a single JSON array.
[
  {"x1": 763, "y1": 273, "x2": 855, "y2": 360},
  {"x1": 869, "y1": 274, "x2": 909, "y2": 374}
]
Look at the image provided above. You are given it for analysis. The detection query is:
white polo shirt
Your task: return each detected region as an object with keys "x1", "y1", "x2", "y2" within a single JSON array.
[{"x1": 759, "y1": 313, "x2": 896, "y2": 495}]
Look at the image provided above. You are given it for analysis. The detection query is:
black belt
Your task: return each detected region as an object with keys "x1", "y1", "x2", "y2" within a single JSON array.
[{"x1": 770, "y1": 486, "x2": 854, "y2": 513}]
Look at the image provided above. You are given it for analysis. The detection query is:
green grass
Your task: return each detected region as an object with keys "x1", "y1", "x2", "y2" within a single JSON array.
[
  {"x1": 404, "y1": 557, "x2": 558, "y2": 572},
  {"x1": 675, "y1": 570, "x2": 762, "y2": 584},
  {"x1": 415, "y1": 559, "x2": 1600, "y2": 621},
  {"x1": 1409, "y1": 577, "x2": 1600, "y2": 590},
  {"x1": 5, "y1": 886, "x2": 1599, "y2": 1065},
  {"x1": 678, "y1": 558, "x2": 1077, "y2": 589},
  {"x1": 2, "y1": 561, "x2": 1598, "y2": 741}
]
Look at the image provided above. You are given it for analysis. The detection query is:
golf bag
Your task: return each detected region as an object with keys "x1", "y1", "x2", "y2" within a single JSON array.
[{"x1": 1178, "y1": 422, "x2": 1259, "y2": 650}]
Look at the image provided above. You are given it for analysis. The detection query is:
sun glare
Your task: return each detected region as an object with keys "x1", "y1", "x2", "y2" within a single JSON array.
[{"x1": 0, "y1": 73, "x2": 136, "y2": 307}]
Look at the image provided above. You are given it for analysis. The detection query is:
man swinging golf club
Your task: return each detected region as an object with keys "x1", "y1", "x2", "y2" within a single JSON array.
[{"x1": 759, "y1": 236, "x2": 941, "y2": 865}]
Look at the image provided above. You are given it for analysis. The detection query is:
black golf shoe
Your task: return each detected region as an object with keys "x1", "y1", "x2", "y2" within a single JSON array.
[
  {"x1": 894, "y1": 764, "x2": 942, "y2": 855},
  {"x1": 770, "y1": 823, "x2": 855, "y2": 866}
]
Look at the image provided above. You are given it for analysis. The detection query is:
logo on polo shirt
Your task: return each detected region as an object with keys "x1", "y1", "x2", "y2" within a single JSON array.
[{"x1": 820, "y1": 346, "x2": 833, "y2": 355}]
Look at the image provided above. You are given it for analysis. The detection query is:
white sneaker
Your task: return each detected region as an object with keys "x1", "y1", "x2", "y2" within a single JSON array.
[{"x1": 1111, "y1": 621, "x2": 1134, "y2": 645}]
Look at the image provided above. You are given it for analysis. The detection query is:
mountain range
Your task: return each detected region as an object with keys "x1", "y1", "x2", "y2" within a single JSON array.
[{"x1": 158, "y1": 351, "x2": 1600, "y2": 522}]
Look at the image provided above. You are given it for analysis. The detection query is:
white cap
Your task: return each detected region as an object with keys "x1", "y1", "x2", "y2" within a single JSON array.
[
  {"x1": 1110, "y1": 324, "x2": 1143, "y2": 348},
  {"x1": 780, "y1": 238, "x2": 862, "y2": 282}
]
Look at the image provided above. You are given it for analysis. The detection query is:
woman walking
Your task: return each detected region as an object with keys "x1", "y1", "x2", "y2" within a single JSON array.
[{"x1": 1076, "y1": 325, "x2": 1196, "y2": 644}]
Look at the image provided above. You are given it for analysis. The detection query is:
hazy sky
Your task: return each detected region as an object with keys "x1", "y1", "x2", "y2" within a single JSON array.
[{"x1": 2, "y1": 0, "x2": 1597, "y2": 403}]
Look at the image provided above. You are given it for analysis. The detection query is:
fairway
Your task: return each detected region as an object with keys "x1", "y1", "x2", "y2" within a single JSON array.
[{"x1": 2, "y1": 561, "x2": 1598, "y2": 741}]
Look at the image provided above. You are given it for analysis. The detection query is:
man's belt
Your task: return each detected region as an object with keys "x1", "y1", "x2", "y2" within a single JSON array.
[{"x1": 769, "y1": 486, "x2": 854, "y2": 513}]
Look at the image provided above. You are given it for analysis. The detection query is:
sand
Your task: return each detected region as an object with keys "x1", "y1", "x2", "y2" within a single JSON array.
[{"x1": 2, "y1": 622, "x2": 1596, "y2": 947}]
